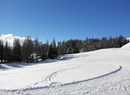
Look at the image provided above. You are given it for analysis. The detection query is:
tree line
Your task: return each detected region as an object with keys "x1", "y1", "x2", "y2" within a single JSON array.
[{"x1": 0, "y1": 35, "x2": 129, "y2": 63}]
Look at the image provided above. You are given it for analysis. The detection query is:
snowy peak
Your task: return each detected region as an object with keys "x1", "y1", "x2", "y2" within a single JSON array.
[{"x1": 0, "y1": 34, "x2": 26, "y2": 46}]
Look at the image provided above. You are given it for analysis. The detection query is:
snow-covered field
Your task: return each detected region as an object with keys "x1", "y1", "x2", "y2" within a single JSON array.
[{"x1": 0, "y1": 43, "x2": 130, "y2": 95}]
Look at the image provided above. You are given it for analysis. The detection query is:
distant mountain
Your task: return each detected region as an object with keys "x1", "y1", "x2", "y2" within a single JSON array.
[{"x1": 0, "y1": 34, "x2": 26, "y2": 46}]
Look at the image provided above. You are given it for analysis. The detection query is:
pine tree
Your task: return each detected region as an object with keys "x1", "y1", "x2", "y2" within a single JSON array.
[
  {"x1": 33, "y1": 37, "x2": 41, "y2": 62},
  {"x1": 22, "y1": 37, "x2": 34, "y2": 63},
  {"x1": 3, "y1": 42, "x2": 11, "y2": 62},
  {"x1": 101, "y1": 37, "x2": 108, "y2": 48},
  {"x1": 41, "y1": 41, "x2": 49, "y2": 60},
  {"x1": 117, "y1": 35, "x2": 125, "y2": 47},
  {"x1": 12, "y1": 39, "x2": 22, "y2": 62},
  {"x1": 48, "y1": 39, "x2": 58, "y2": 59},
  {"x1": 0, "y1": 40, "x2": 4, "y2": 62}
]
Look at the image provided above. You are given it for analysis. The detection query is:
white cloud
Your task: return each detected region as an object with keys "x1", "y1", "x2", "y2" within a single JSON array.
[{"x1": 0, "y1": 34, "x2": 26, "y2": 46}]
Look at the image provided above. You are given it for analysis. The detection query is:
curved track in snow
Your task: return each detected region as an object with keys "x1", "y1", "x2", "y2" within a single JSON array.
[
  {"x1": 27, "y1": 61, "x2": 122, "y2": 89},
  {"x1": 45, "y1": 63, "x2": 122, "y2": 88}
]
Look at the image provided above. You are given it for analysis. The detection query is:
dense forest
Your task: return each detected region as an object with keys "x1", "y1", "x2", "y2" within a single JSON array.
[{"x1": 0, "y1": 35, "x2": 129, "y2": 63}]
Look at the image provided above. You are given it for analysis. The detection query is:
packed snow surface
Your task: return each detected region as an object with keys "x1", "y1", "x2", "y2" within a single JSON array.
[
  {"x1": 0, "y1": 43, "x2": 130, "y2": 95},
  {"x1": 121, "y1": 42, "x2": 130, "y2": 51}
]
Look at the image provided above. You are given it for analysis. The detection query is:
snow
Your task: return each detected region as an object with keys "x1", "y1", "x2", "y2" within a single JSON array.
[
  {"x1": 121, "y1": 42, "x2": 130, "y2": 51},
  {"x1": 0, "y1": 34, "x2": 26, "y2": 46},
  {"x1": 0, "y1": 43, "x2": 130, "y2": 95},
  {"x1": 0, "y1": 56, "x2": 120, "y2": 90},
  {"x1": 127, "y1": 37, "x2": 130, "y2": 41}
]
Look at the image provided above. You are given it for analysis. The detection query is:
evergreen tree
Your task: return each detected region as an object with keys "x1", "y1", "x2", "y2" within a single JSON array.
[
  {"x1": 12, "y1": 39, "x2": 22, "y2": 62},
  {"x1": 0, "y1": 35, "x2": 129, "y2": 63},
  {"x1": 117, "y1": 35, "x2": 126, "y2": 47},
  {"x1": 22, "y1": 37, "x2": 34, "y2": 62},
  {"x1": 34, "y1": 37, "x2": 40, "y2": 53},
  {"x1": 3, "y1": 42, "x2": 11, "y2": 62},
  {"x1": 108, "y1": 36, "x2": 114, "y2": 48},
  {"x1": 101, "y1": 37, "x2": 108, "y2": 49},
  {"x1": 0, "y1": 40, "x2": 4, "y2": 62},
  {"x1": 41, "y1": 41, "x2": 49, "y2": 60},
  {"x1": 33, "y1": 37, "x2": 41, "y2": 62},
  {"x1": 65, "y1": 39, "x2": 81, "y2": 54},
  {"x1": 48, "y1": 39, "x2": 58, "y2": 59}
]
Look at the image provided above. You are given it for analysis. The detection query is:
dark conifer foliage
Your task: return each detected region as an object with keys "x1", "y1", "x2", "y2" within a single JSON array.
[
  {"x1": 57, "y1": 36, "x2": 129, "y2": 55},
  {"x1": 12, "y1": 39, "x2": 22, "y2": 62},
  {"x1": 0, "y1": 35, "x2": 129, "y2": 63},
  {"x1": 48, "y1": 39, "x2": 58, "y2": 59},
  {"x1": 0, "y1": 40, "x2": 4, "y2": 62},
  {"x1": 3, "y1": 42, "x2": 11, "y2": 62},
  {"x1": 21, "y1": 37, "x2": 34, "y2": 62},
  {"x1": 33, "y1": 38, "x2": 42, "y2": 62},
  {"x1": 41, "y1": 41, "x2": 49, "y2": 60}
]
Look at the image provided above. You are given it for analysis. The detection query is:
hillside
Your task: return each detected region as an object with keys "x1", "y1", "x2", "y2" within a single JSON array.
[
  {"x1": 121, "y1": 42, "x2": 130, "y2": 51},
  {"x1": 0, "y1": 42, "x2": 130, "y2": 95}
]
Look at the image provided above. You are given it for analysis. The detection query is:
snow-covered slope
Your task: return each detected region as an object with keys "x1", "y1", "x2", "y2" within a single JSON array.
[
  {"x1": 121, "y1": 42, "x2": 130, "y2": 51},
  {"x1": 0, "y1": 57, "x2": 120, "y2": 90},
  {"x1": 0, "y1": 43, "x2": 130, "y2": 95},
  {"x1": 0, "y1": 34, "x2": 26, "y2": 46}
]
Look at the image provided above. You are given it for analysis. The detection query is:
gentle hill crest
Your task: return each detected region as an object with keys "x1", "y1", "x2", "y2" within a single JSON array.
[{"x1": 121, "y1": 41, "x2": 130, "y2": 51}]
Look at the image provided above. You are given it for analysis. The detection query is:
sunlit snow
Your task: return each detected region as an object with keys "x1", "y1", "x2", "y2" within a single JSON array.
[{"x1": 0, "y1": 42, "x2": 130, "y2": 95}]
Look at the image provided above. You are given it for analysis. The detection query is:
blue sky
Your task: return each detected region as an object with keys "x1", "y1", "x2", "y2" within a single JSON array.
[{"x1": 0, "y1": 0, "x2": 130, "y2": 42}]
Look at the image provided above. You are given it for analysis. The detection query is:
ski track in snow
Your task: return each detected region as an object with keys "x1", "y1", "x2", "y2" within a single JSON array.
[
  {"x1": 0, "y1": 45, "x2": 130, "y2": 95},
  {"x1": 45, "y1": 63, "x2": 122, "y2": 87},
  {"x1": 1, "y1": 65, "x2": 128, "y2": 95},
  {"x1": 29, "y1": 62, "x2": 121, "y2": 89},
  {"x1": 0, "y1": 62, "x2": 123, "y2": 95}
]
